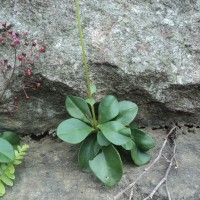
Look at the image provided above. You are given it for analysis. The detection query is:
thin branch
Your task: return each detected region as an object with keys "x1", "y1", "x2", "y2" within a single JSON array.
[
  {"x1": 165, "y1": 178, "x2": 171, "y2": 200},
  {"x1": 114, "y1": 126, "x2": 177, "y2": 200},
  {"x1": 0, "y1": 48, "x2": 17, "y2": 100},
  {"x1": 143, "y1": 141, "x2": 177, "y2": 200}
]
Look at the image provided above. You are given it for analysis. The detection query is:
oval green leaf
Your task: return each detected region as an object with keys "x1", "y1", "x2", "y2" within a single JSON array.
[
  {"x1": 97, "y1": 131, "x2": 111, "y2": 146},
  {"x1": 57, "y1": 118, "x2": 94, "y2": 144},
  {"x1": 99, "y1": 121, "x2": 131, "y2": 145},
  {"x1": 91, "y1": 84, "x2": 97, "y2": 95},
  {"x1": 78, "y1": 134, "x2": 100, "y2": 173},
  {"x1": 0, "y1": 139, "x2": 15, "y2": 163},
  {"x1": 122, "y1": 140, "x2": 134, "y2": 150},
  {"x1": 131, "y1": 129, "x2": 155, "y2": 151},
  {"x1": 0, "y1": 174, "x2": 13, "y2": 186},
  {"x1": 115, "y1": 101, "x2": 138, "y2": 126},
  {"x1": 85, "y1": 98, "x2": 96, "y2": 106},
  {"x1": 131, "y1": 143, "x2": 151, "y2": 166},
  {"x1": 0, "y1": 131, "x2": 20, "y2": 147},
  {"x1": 66, "y1": 96, "x2": 92, "y2": 123},
  {"x1": 129, "y1": 121, "x2": 139, "y2": 129},
  {"x1": 0, "y1": 181, "x2": 5, "y2": 196},
  {"x1": 98, "y1": 95, "x2": 119, "y2": 123},
  {"x1": 89, "y1": 145, "x2": 123, "y2": 187}
]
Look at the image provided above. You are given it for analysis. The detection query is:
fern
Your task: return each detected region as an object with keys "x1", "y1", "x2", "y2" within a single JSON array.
[{"x1": 0, "y1": 144, "x2": 29, "y2": 197}]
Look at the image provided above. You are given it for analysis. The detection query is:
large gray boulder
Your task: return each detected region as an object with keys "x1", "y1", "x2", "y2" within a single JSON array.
[{"x1": 0, "y1": 0, "x2": 200, "y2": 134}]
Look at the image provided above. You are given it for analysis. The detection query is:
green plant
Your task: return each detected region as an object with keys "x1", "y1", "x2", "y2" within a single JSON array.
[
  {"x1": 0, "y1": 131, "x2": 29, "y2": 196},
  {"x1": 56, "y1": 0, "x2": 155, "y2": 187}
]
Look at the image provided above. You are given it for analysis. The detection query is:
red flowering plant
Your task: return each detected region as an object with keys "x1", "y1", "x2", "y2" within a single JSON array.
[
  {"x1": 0, "y1": 22, "x2": 46, "y2": 196},
  {"x1": 0, "y1": 22, "x2": 46, "y2": 106}
]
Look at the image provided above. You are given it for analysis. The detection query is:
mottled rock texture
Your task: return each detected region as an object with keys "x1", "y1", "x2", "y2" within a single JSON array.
[
  {"x1": 0, "y1": 0, "x2": 200, "y2": 134},
  {"x1": 3, "y1": 128, "x2": 200, "y2": 200}
]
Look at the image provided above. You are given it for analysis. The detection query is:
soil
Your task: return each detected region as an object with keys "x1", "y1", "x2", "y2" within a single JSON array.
[{"x1": 2, "y1": 127, "x2": 200, "y2": 200}]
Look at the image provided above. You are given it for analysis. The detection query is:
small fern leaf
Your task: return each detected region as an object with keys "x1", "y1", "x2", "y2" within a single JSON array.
[
  {"x1": 4, "y1": 170, "x2": 15, "y2": 179},
  {"x1": 13, "y1": 160, "x2": 21, "y2": 165},
  {"x1": 8, "y1": 164, "x2": 15, "y2": 174},
  {"x1": 0, "y1": 174, "x2": 13, "y2": 186},
  {"x1": 17, "y1": 146, "x2": 22, "y2": 152},
  {"x1": 16, "y1": 155, "x2": 24, "y2": 160},
  {"x1": 0, "y1": 164, "x2": 7, "y2": 171},
  {"x1": 0, "y1": 180, "x2": 5, "y2": 196}
]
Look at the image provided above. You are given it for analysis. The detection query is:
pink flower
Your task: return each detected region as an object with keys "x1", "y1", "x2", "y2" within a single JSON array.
[
  {"x1": 15, "y1": 38, "x2": 20, "y2": 44},
  {"x1": 12, "y1": 33, "x2": 16, "y2": 38},
  {"x1": 2, "y1": 22, "x2": 6, "y2": 28},
  {"x1": 26, "y1": 69, "x2": 32, "y2": 76},
  {"x1": 36, "y1": 54, "x2": 40, "y2": 59},
  {"x1": 24, "y1": 32, "x2": 28, "y2": 37}
]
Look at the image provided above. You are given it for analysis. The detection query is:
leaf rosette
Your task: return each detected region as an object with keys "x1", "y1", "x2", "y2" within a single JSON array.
[{"x1": 57, "y1": 94, "x2": 155, "y2": 187}]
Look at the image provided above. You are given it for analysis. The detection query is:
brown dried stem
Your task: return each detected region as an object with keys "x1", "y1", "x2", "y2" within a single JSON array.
[
  {"x1": 0, "y1": 48, "x2": 17, "y2": 101},
  {"x1": 143, "y1": 140, "x2": 177, "y2": 200},
  {"x1": 114, "y1": 126, "x2": 177, "y2": 200}
]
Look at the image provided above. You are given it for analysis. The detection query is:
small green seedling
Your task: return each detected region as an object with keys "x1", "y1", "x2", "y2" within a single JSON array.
[
  {"x1": 0, "y1": 131, "x2": 29, "y2": 196},
  {"x1": 57, "y1": 0, "x2": 155, "y2": 187}
]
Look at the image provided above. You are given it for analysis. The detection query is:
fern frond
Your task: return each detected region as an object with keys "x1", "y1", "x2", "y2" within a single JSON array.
[{"x1": 0, "y1": 144, "x2": 29, "y2": 197}]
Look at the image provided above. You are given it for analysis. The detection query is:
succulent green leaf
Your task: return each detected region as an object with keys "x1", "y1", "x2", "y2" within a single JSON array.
[
  {"x1": 0, "y1": 174, "x2": 13, "y2": 186},
  {"x1": 66, "y1": 96, "x2": 92, "y2": 123},
  {"x1": 99, "y1": 121, "x2": 131, "y2": 145},
  {"x1": 131, "y1": 143, "x2": 151, "y2": 166},
  {"x1": 89, "y1": 145, "x2": 123, "y2": 187},
  {"x1": 57, "y1": 118, "x2": 94, "y2": 144},
  {"x1": 91, "y1": 84, "x2": 97, "y2": 95},
  {"x1": 97, "y1": 131, "x2": 111, "y2": 146},
  {"x1": 85, "y1": 98, "x2": 96, "y2": 106},
  {"x1": 115, "y1": 101, "x2": 138, "y2": 126},
  {"x1": 93, "y1": 141, "x2": 101, "y2": 156},
  {"x1": 131, "y1": 129, "x2": 155, "y2": 151},
  {"x1": 0, "y1": 181, "x2": 5, "y2": 196},
  {"x1": 78, "y1": 134, "x2": 100, "y2": 173},
  {"x1": 98, "y1": 95, "x2": 119, "y2": 123},
  {"x1": 122, "y1": 140, "x2": 134, "y2": 150},
  {"x1": 0, "y1": 131, "x2": 20, "y2": 147},
  {"x1": 0, "y1": 139, "x2": 14, "y2": 163}
]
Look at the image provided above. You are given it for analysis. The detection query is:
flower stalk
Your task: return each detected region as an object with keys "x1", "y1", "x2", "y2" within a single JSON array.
[{"x1": 74, "y1": 0, "x2": 97, "y2": 127}]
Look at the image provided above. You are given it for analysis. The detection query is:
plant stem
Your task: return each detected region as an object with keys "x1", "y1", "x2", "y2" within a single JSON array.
[
  {"x1": 74, "y1": 0, "x2": 97, "y2": 127},
  {"x1": 0, "y1": 48, "x2": 17, "y2": 101}
]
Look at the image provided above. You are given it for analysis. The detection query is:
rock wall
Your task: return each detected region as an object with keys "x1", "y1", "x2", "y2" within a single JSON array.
[{"x1": 0, "y1": 0, "x2": 200, "y2": 134}]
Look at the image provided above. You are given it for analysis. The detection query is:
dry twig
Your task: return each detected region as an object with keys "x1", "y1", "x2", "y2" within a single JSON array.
[
  {"x1": 143, "y1": 140, "x2": 177, "y2": 200},
  {"x1": 114, "y1": 126, "x2": 177, "y2": 200}
]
